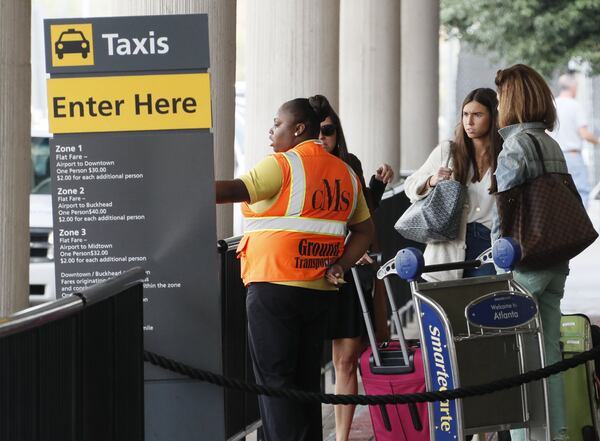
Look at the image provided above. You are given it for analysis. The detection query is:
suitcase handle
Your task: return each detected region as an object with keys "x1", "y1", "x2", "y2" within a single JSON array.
[
  {"x1": 352, "y1": 266, "x2": 384, "y2": 367},
  {"x1": 352, "y1": 264, "x2": 411, "y2": 371}
]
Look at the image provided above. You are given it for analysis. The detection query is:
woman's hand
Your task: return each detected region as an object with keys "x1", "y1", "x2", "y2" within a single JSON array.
[
  {"x1": 428, "y1": 166, "x2": 453, "y2": 187},
  {"x1": 355, "y1": 253, "x2": 374, "y2": 266},
  {"x1": 325, "y1": 263, "x2": 346, "y2": 286},
  {"x1": 374, "y1": 163, "x2": 394, "y2": 184}
]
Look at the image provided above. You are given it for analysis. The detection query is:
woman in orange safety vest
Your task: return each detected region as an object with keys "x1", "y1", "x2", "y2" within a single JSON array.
[{"x1": 215, "y1": 98, "x2": 374, "y2": 441}]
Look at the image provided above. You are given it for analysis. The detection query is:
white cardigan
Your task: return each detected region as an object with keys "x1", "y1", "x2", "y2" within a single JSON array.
[{"x1": 403, "y1": 142, "x2": 469, "y2": 282}]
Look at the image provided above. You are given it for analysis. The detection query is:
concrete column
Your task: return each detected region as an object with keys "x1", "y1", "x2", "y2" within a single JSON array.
[
  {"x1": 339, "y1": 0, "x2": 400, "y2": 183},
  {"x1": 115, "y1": 0, "x2": 237, "y2": 239},
  {"x1": 401, "y1": 0, "x2": 439, "y2": 171},
  {"x1": 244, "y1": 0, "x2": 340, "y2": 173},
  {"x1": 0, "y1": 0, "x2": 31, "y2": 316}
]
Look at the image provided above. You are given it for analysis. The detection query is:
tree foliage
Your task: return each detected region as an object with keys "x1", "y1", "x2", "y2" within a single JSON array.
[{"x1": 441, "y1": 0, "x2": 600, "y2": 75}]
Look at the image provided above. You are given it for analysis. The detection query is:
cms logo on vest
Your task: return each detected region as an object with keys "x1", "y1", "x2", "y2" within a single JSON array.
[{"x1": 311, "y1": 179, "x2": 351, "y2": 211}]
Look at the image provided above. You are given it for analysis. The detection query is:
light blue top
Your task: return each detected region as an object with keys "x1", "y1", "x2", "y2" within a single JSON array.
[
  {"x1": 491, "y1": 122, "x2": 570, "y2": 270},
  {"x1": 495, "y1": 122, "x2": 568, "y2": 193}
]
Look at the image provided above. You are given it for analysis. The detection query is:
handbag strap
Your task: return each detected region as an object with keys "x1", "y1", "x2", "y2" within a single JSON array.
[
  {"x1": 525, "y1": 133, "x2": 548, "y2": 175},
  {"x1": 443, "y1": 140, "x2": 453, "y2": 168}
]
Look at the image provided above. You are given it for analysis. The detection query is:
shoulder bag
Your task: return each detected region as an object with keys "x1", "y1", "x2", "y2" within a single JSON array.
[
  {"x1": 395, "y1": 143, "x2": 466, "y2": 244},
  {"x1": 495, "y1": 133, "x2": 598, "y2": 268}
]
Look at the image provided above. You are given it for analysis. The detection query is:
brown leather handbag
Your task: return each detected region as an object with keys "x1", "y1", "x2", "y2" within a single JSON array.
[{"x1": 495, "y1": 134, "x2": 598, "y2": 269}]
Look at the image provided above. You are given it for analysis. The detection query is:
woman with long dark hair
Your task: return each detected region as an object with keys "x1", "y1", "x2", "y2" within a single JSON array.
[{"x1": 403, "y1": 88, "x2": 503, "y2": 281}]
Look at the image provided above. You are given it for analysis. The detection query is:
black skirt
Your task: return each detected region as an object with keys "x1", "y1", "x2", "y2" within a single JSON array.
[{"x1": 324, "y1": 264, "x2": 374, "y2": 340}]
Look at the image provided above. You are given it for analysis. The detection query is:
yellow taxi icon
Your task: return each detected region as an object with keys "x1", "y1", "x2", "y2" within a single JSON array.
[
  {"x1": 55, "y1": 28, "x2": 90, "y2": 59},
  {"x1": 50, "y1": 23, "x2": 94, "y2": 67}
]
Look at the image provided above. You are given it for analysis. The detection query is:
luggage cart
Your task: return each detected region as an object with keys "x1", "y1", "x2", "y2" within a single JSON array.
[{"x1": 377, "y1": 238, "x2": 550, "y2": 441}]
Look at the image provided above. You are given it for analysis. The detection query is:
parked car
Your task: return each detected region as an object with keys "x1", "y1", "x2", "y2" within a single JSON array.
[{"x1": 29, "y1": 136, "x2": 55, "y2": 305}]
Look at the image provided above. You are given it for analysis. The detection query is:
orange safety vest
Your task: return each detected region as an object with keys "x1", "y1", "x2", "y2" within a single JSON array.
[{"x1": 236, "y1": 140, "x2": 360, "y2": 286}]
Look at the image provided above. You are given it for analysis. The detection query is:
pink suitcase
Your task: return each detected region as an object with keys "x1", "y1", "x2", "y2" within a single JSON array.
[{"x1": 352, "y1": 267, "x2": 429, "y2": 441}]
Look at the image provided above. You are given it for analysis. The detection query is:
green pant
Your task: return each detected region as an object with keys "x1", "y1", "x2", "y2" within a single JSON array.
[{"x1": 511, "y1": 264, "x2": 569, "y2": 441}]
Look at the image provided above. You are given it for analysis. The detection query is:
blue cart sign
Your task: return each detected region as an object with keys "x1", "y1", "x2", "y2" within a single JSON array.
[
  {"x1": 420, "y1": 301, "x2": 459, "y2": 440},
  {"x1": 466, "y1": 291, "x2": 537, "y2": 329}
]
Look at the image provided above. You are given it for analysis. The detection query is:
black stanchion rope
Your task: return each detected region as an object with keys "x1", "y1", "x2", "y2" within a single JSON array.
[{"x1": 144, "y1": 344, "x2": 600, "y2": 406}]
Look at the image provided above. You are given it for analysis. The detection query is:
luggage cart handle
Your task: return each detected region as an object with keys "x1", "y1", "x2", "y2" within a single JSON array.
[
  {"x1": 423, "y1": 248, "x2": 494, "y2": 273},
  {"x1": 376, "y1": 257, "x2": 397, "y2": 280},
  {"x1": 390, "y1": 238, "x2": 521, "y2": 281},
  {"x1": 422, "y1": 259, "x2": 483, "y2": 273},
  {"x1": 377, "y1": 256, "x2": 484, "y2": 280},
  {"x1": 378, "y1": 252, "x2": 488, "y2": 280}
]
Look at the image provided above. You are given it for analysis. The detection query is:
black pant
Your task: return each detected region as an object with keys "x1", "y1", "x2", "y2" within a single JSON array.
[{"x1": 246, "y1": 283, "x2": 334, "y2": 441}]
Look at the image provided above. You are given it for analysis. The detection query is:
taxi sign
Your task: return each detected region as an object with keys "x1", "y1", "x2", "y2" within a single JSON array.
[{"x1": 44, "y1": 15, "x2": 209, "y2": 74}]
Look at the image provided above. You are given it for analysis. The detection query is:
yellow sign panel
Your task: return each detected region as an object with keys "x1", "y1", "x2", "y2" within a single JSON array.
[
  {"x1": 50, "y1": 23, "x2": 95, "y2": 67},
  {"x1": 47, "y1": 73, "x2": 212, "y2": 133}
]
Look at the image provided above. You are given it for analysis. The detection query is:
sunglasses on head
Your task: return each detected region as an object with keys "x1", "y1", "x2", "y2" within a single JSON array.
[{"x1": 320, "y1": 124, "x2": 336, "y2": 137}]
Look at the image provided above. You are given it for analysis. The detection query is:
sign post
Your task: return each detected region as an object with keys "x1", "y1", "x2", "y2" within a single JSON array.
[{"x1": 44, "y1": 15, "x2": 225, "y2": 440}]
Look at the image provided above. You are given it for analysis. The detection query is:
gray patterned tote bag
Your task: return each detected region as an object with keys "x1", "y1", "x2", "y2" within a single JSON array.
[{"x1": 394, "y1": 144, "x2": 465, "y2": 243}]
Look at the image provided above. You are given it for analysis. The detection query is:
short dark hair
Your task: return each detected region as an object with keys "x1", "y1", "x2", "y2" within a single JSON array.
[{"x1": 280, "y1": 98, "x2": 322, "y2": 139}]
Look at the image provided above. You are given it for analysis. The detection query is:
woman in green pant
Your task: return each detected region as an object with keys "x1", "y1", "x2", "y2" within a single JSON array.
[{"x1": 493, "y1": 64, "x2": 570, "y2": 441}]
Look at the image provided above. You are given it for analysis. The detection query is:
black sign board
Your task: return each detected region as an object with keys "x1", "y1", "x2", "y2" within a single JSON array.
[{"x1": 45, "y1": 14, "x2": 225, "y2": 440}]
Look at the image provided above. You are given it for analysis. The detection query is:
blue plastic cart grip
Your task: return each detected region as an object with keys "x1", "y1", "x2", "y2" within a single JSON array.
[
  {"x1": 395, "y1": 247, "x2": 425, "y2": 281},
  {"x1": 492, "y1": 237, "x2": 521, "y2": 271}
]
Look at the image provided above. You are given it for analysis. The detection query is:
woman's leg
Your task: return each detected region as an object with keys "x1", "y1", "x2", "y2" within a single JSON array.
[
  {"x1": 512, "y1": 268, "x2": 568, "y2": 440},
  {"x1": 372, "y1": 278, "x2": 390, "y2": 342},
  {"x1": 534, "y1": 271, "x2": 568, "y2": 440},
  {"x1": 463, "y1": 222, "x2": 496, "y2": 279},
  {"x1": 246, "y1": 283, "x2": 303, "y2": 441},
  {"x1": 296, "y1": 290, "x2": 335, "y2": 441},
  {"x1": 463, "y1": 223, "x2": 496, "y2": 278},
  {"x1": 247, "y1": 283, "x2": 331, "y2": 441},
  {"x1": 332, "y1": 336, "x2": 363, "y2": 441}
]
